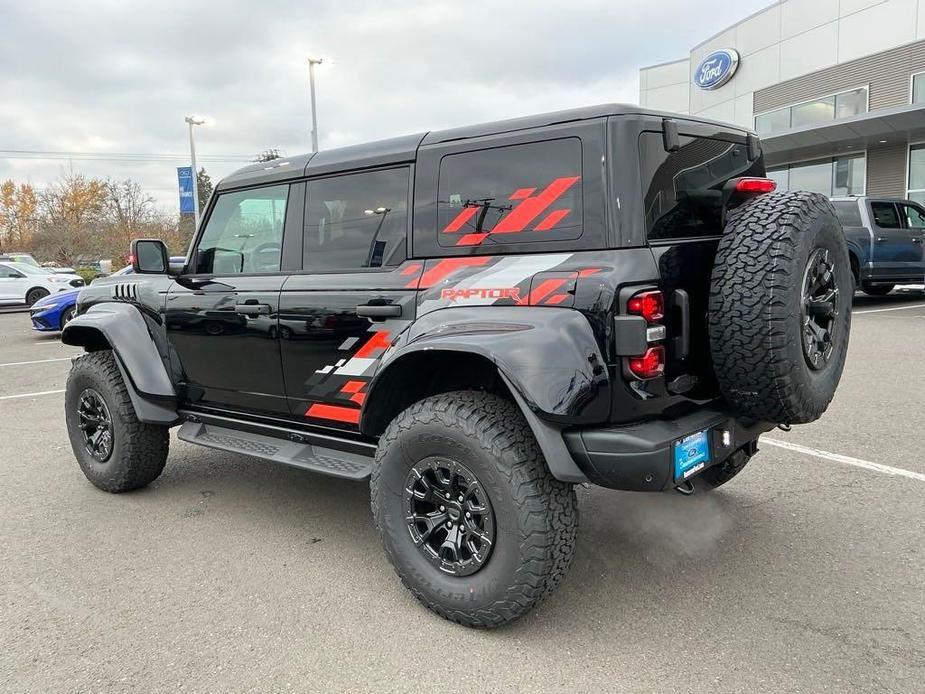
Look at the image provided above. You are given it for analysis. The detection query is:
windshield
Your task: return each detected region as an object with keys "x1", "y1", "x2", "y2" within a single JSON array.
[
  {"x1": 9, "y1": 254, "x2": 40, "y2": 267},
  {"x1": 7, "y1": 262, "x2": 53, "y2": 276}
]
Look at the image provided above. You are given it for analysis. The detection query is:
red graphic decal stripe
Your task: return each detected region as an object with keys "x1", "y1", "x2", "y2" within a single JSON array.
[
  {"x1": 455, "y1": 232, "x2": 489, "y2": 246},
  {"x1": 443, "y1": 206, "x2": 479, "y2": 233},
  {"x1": 578, "y1": 268, "x2": 601, "y2": 277},
  {"x1": 534, "y1": 208, "x2": 571, "y2": 231},
  {"x1": 305, "y1": 403, "x2": 360, "y2": 424},
  {"x1": 341, "y1": 380, "x2": 366, "y2": 394},
  {"x1": 545, "y1": 294, "x2": 569, "y2": 305},
  {"x1": 509, "y1": 187, "x2": 536, "y2": 200},
  {"x1": 492, "y1": 176, "x2": 580, "y2": 234},
  {"x1": 416, "y1": 257, "x2": 492, "y2": 288},
  {"x1": 528, "y1": 278, "x2": 567, "y2": 306},
  {"x1": 400, "y1": 263, "x2": 423, "y2": 276},
  {"x1": 349, "y1": 392, "x2": 366, "y2": 405},
  {"x1": 354, "y1": 331, "x2": 392, "y2": 358}
]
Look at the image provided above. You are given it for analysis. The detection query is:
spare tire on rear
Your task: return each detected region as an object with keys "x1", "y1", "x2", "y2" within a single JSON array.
[{"x1": 708, "y1": 191, "x2": 852, "y2": 424}]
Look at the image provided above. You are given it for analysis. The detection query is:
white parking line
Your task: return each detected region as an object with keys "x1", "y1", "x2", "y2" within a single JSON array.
[
  {"x1": 0, "y1": 389, "x2": 65, "y2": 401},
  {"x1": 0, "y1": 357, "x2": 72, "y2": 367},
  {"x1": 854, "y1": 303, "x2": 925, "y2": 315},
  {"x1": 763, "y1": 438, "x2": 925, "y2": 483}
]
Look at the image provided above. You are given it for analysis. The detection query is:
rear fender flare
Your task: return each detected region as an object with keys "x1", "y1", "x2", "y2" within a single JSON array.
[{"x1": 62, "y1": 303, "x2": 178, "y2": 425}]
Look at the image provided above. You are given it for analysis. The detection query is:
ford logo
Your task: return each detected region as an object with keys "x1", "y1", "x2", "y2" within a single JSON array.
[{"x1": 694, "y1": 49, "x2": 740, "y2": 90}]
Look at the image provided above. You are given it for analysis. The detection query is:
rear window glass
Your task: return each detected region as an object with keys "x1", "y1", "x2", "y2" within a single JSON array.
[
  {"x1": 639, "y1": 131, "x2": 761, "y2": 241},
  {"x1": 437, "y1": 138, "x2": 583, "y2": 249},
  {"x1": 833, "y1": 201, "x2": 862, "y2": 226}
]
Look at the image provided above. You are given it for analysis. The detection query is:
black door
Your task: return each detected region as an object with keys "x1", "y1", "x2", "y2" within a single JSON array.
[
  {"x1": 279, "y1": 167, "x2": 416, "y2": 432},
  {"x1": 166, "y1": 183, "x2": 293, "y2": 416}
]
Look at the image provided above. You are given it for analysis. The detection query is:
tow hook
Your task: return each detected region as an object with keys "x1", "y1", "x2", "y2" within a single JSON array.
[{"x1": 674, "y1": 480, "x2": 695, "y2": 496}]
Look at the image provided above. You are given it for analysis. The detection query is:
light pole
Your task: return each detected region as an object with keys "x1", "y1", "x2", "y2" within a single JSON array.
[
  {"x1": 185, "y1": 115, "x2": 206, "y2": 228},
  {"x1": 307, "y1": 57, "x2": 323, "y2": 152}
]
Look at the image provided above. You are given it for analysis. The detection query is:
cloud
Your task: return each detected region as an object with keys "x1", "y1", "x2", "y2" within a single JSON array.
[{"x1": 0, "y1": 0, "x2": 772, "y2": 208}]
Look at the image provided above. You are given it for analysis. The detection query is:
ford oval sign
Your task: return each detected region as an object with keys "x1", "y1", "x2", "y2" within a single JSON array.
[{"x1": 694, "y1": 49, "x2": 740, "y2": 90}]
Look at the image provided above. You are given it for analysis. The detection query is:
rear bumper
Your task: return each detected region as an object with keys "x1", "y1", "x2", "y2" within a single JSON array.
[{"x1": 564, "y1": 407, "x2": 774, "y2": 491}]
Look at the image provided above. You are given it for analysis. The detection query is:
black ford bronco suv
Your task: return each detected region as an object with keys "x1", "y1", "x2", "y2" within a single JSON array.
[{"x1": 62, "y1": 105, "x2": 852, "y2": 628}]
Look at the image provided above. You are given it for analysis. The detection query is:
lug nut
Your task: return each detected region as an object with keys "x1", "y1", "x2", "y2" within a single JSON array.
[
  {"x1": 439, "y1": 505, "x2": 445, "y2": 511},
  {"x1": 458, "y1": 495, "x2": 464, "y2": 502},
  {"x1": 446, "y1": 521, "x2": 452, "y2": 528},
  {"x1": 465, "y1": 512, "x2": 471, "y2": 518}
]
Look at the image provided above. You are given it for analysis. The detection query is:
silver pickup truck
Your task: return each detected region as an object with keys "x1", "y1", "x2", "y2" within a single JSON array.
[{"x1": 831, "y1": 196, "x2": 925, "y2": 295}]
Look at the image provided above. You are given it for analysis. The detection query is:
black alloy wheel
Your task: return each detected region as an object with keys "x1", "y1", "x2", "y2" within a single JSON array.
[
  {"x1": 801, "y1": 247, "x2": 840, "y2": 370},
  {"x1": 404, "y1": 457, "x2": 495, "y2": 577},
  {"x1": 77, "y1": 388, "x2": 114, "y2": 463}
]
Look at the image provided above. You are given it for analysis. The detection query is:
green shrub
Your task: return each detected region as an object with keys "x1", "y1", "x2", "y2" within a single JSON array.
[{"x1": 76, "y1": 268, "x2": 100, "y2": 283}]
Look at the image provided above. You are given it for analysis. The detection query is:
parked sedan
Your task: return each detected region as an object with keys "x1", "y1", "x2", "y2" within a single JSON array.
[
  {"x1": 0, "y1": 261, "x2": 85, "y2": 307},
  {"x1": 29, "y1": 258, "x2": 186, "y2": 332}
]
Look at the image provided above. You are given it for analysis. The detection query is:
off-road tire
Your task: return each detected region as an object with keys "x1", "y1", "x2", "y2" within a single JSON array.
[
  {"x1": 25, "y1": 287, "x2": 49, "y2": 306},
  {"x1": 860, "y1": 282, "x2": 894, "y2": 297},
  {"x1": 65, "y1": 350, "x2": 169, "y2": 492},
  {"x1": 371, "y1": 390, "x2": 578, "y2": 628},
  {"x1": 709, "y1": 191, "x2": 852, "y2": 424},
  {"x1": 696, "y1": 449, "x2": 751, "y2": 491}
]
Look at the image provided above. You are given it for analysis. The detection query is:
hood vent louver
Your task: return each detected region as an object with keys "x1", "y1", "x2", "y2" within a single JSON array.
[{"x1": 110, "y1": 282, "x2": 139, "y2": 302}]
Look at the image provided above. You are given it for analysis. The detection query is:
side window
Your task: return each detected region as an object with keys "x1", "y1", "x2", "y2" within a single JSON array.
[
  {"x1": 833, "y1": 201, "x2": 862, "y2": 227},
  {"x1": 303, "y1": 168, "x2": 409, "y2": 271},
  {"x1": 437, "y1": 138, "x2": 583, "y2": 248},
  {"x1": 870, "y1": 202, "x2": 901, "y2": 229},
  {"x1": 194, "y1": 184, "x2": 289, "y2": 274},
  {"x1": 0, "y1": 263, "x2": 19, "y2": 278},
  {"x1": 639, "y1": 131, "x2": 761, "y2": 241},
  {"x1": 899, "y1": 203, "x2": 925, "y2": 229}
]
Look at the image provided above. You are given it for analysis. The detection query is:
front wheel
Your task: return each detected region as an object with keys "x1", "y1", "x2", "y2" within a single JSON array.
[
  {"x1": 861, "y1": 282, "x2": 894, "y2": 296},
  {"x1": 371, "y1": 391, "x2": 578, "y2": 628},
  {"x1": 65, "y1": 350, "x2": 169, "y2": 492},
  {"x1": 59, "y1": 306, "x2": 76, "y2": 329}
]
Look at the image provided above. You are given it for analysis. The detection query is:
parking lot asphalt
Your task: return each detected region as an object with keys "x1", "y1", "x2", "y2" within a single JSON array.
[{"x1": 1, "y1": 294, "x2": 923, "y2": 693}]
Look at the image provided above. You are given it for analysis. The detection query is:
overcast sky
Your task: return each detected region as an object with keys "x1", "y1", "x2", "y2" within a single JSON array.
[{"x1": 0, "y1": 0, "x2": 772, "y2": 210}]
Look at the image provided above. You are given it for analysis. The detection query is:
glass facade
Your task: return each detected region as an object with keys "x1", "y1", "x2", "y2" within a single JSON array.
[
  {"x1": 755, "y1": 88, "x2": 868, "y2": 135},
  {"x1": 913, "y1": 73, "x2": 925, "y2": 105},
  {"x1": 909, "y1": 145, "x2": 925, "y2": 206},
  {"x1": 767, "y1": 154, "x2": 866, "y2": 197}
]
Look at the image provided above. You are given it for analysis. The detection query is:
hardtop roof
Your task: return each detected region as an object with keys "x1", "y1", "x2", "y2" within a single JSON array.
[{"x1": 216, "y1": 104, "x2": 753, "y2": 191}]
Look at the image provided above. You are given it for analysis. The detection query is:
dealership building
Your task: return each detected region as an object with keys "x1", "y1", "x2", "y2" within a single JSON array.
[{"x1": 639, "y1": 0, "x2": 925, "y2": 205}]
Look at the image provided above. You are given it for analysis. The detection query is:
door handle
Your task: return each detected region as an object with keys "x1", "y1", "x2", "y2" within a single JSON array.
[
  {"x1": 356, "y1": 303, "x2": 402, "y2": 319},
  {"x1": 235, "y1": 301, "x2": 270, "y2": 316},
  {"x1": 876, "y1": 237, "x2": 888, "y2": 243}
]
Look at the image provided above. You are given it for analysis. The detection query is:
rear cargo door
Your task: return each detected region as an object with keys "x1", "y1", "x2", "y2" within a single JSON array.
[{"x1": 637, "y1": 127, "x2": 764, "y2": 396}]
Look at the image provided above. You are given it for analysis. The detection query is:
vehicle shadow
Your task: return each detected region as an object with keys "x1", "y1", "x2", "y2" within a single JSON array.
[{"x1": 156, "y1": 443, "x2": 779, "y2": 631}]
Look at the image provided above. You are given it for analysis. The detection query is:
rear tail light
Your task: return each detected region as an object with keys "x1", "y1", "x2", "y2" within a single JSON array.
[
  {"x1": 626, "y1": 290, "x2": 664, "y2": 322},
  {"x1": 628, "y1": 346, "x2": 665, "y2": 380},
  {"x1": 734, "y1": 177, "x2": 776, "y2": 194}
]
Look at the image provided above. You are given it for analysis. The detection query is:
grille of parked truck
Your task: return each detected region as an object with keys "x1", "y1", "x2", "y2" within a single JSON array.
[{"x1": 60, "y1": 105, "x2": 852, "y2": 628}]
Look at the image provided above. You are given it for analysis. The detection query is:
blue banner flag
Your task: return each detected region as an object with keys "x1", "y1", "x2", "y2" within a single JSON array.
[{"x1": 177, "y1": 166, "x2": 194, "y2": 214}]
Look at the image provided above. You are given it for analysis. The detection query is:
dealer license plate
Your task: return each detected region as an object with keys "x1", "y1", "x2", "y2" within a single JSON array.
[{"x1": 673, "y1": 429, "x2": 711, "y2": 481}]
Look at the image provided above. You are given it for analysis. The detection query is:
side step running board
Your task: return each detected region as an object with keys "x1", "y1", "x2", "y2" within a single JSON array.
[{"x1": 177, "y1": 421, "x2": 373, "y2": 480}]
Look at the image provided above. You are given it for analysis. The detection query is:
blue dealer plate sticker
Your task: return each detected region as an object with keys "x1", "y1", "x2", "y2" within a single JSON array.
[{"x1": 674, "y1": 429, "x2": 711, "y2": 481}]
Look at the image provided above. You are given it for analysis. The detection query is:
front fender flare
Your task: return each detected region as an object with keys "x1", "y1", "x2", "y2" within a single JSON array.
[{"x1": 62, "y1": 303, "x2": 178, "y2": 425}]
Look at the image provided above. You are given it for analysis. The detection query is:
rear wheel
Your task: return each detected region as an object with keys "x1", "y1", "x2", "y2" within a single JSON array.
[
  {"x1": 65, "y1": 350, "x2": 169, "y2": 492},
  {"x1": 371, "y1": 390, "x2": 578, "y2": 628},
  {"x1": 709, "y1": 191, "x2": 852, "y2": 424},
  {"x1": 860, "y1": 282, "x2": 894, "y2": 296},
  {"x1": 25, "y1": 287, "x2": 49, "y2": 307}
]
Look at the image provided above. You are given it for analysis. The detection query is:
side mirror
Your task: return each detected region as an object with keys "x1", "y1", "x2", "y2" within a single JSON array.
[{"x1": 131, "y1": 239, "x2": 168, "y2": 274}]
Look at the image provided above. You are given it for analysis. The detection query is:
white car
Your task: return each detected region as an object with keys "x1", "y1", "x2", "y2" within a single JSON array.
[{"x1": 0, "y1": 261, "x2": 85, "y2": 306}]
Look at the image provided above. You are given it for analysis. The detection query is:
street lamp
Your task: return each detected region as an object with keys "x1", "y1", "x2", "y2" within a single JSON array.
[
  {"x1": 307, "y1": 57, "x2": 323, "y2": 152},
  {"x1": 185, "y1": 115, "x2": 206, "y2": 228}
]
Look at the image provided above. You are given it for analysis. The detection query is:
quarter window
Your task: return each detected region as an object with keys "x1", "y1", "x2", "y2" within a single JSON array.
[
  {"x1": 899, "y1": 203, "x2": 925, "y2": 229},
  {"x1": 193, "y1": 184, "x2": 289, "y2": 274},
  {"x1": 303, "y1": 168, "x2": 409, "y2": 271},
  {"x1": 437, "y1": 139, "x2": 583, "y2": 249}
]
